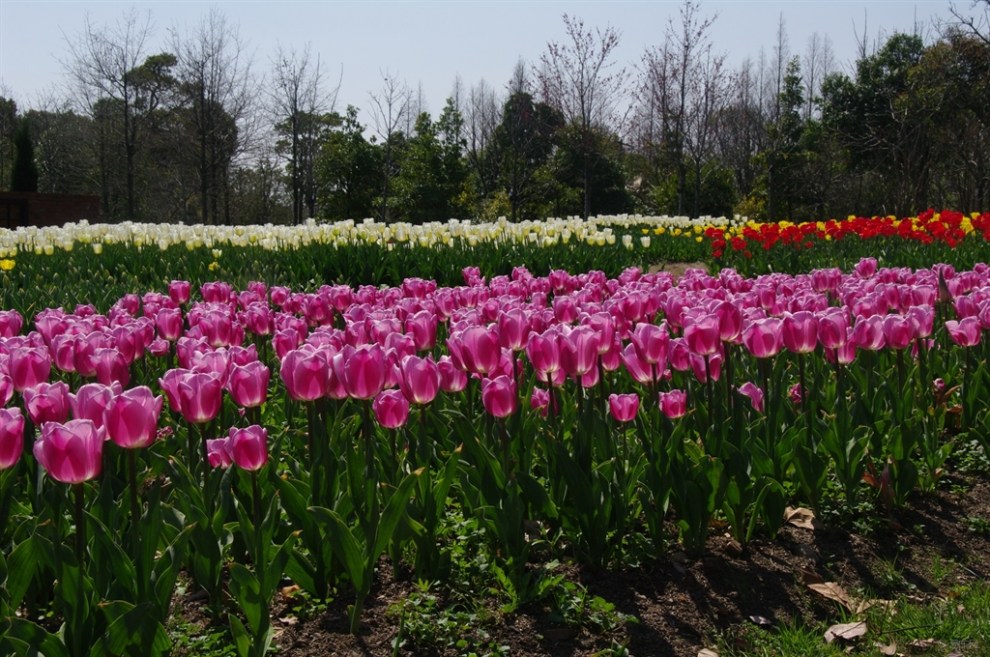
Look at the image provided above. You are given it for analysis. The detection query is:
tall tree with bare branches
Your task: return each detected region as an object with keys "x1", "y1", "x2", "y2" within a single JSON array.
[
  {"x1": 537, "y1": 14, "x2": 626, "y2": 218},
  {"x1": 368, "y1": 71, "x2": 409, "y2": 222}
]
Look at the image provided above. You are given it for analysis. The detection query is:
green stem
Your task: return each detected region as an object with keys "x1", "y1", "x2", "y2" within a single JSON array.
[{"x1": 74, "y1": 483, "x2": 85, "y2": 567}]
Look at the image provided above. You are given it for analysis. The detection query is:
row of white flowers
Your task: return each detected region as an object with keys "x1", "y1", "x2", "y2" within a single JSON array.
[{"x1": 0, "y1": 214, "x2": 744, "y2": 257}]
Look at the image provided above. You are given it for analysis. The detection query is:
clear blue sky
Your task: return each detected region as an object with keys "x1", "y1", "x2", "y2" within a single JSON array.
[{"x1": 0, "y1": 0, "x2": 966, "y2": 119}]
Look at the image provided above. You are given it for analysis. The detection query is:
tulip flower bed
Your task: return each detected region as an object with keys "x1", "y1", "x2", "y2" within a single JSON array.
[{"x1": 1, "y1": 256, "x2": 990, "y2": 657}]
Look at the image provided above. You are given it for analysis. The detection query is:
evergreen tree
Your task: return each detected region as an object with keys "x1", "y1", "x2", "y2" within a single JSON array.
[{"x1": 11, "y1": 120, "x2": 39, "y2": 192}]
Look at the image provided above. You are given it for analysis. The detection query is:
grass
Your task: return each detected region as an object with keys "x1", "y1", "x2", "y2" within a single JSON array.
[{"x1": 714, "y1": 579, "x2": 990, "y2": 657}]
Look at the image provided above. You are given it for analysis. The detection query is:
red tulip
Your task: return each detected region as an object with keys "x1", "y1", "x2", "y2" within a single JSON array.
[
  {"x1": 0, "y1": 407, "x2": 25, "y2": 469},
  {"x1": 228, "y1": 425, "x2": 268, "y2": 471},
  {"x1": 23, "y1": 381, "x2": 71, "y2": 426},
  {"x1": 176, "y1": 371, "x2": 223, "y2": 424},
  {"x1": 373, "y1": 390, "x2": 410, "y2": 429},
  {"x1": 607, "y1": 393, "x2": 639, "y2": 423},
  {"x1": 227, "y1": 361, "x2": 270, "y2": 408},
  {"x1": 658, "y1": 389, "x2": 687, "y2": 419},
  {"x1": 34, "y1": 419, "x2": 104, "y2": 484},
  {"x1": 105, "y1": 386, "x2": 164, "y2": 449},
  {"x1": 481, "y1": 375, "x2": 517, "y2": 418}
]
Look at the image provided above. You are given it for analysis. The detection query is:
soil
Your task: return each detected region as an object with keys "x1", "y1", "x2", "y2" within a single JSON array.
[{"x1": 168, "y1": 456, "x2": 990, "y2": 657}]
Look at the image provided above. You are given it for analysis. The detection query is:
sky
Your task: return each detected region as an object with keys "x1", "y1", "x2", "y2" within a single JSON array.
[{"x1": 0, "y1": 0, "x2": 972, "y2": 122}]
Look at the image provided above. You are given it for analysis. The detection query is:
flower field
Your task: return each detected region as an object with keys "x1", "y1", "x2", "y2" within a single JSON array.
[{"x1": 1, "y1": 211, "x2": 990, "y2": 656}]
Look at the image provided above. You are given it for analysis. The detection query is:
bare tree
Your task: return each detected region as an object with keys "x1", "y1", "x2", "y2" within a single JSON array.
[
  {"x1": 803, "y1": 32, "x2": 834, "y2": 120},
  {"x1": 464, "y1": 78, "x2": 502, "y2": 202},
  {"x1": 684, "y1": 44, "x2": 730, "y2": 216},
  {"x1": 949, "y1": 0, "x2": 990, "y2": 44},
  {"x1": 537, "y1": 13, "x2": 626, "y2": 218},
  {"x1": 638, "y1": 0, "x2": 719, "y2": 214},
  {"x1": 172, "y1": 9, "x2": 255, "y2": 224},
  {"x1": 269, "y1": 43, "x2": 340, "y2": 223},
  {"x1": 63, "y1": 9, "x2": 169, "y2": 220},
  {"x1": 368, "y1": 71, "x2": 409, "y2": 222}
]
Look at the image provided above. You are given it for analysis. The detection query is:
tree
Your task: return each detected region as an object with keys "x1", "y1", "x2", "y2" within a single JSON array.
[
  {"x1": 638, "y1": 0, "x2": 720, "y2": 215},
  {"x1": 64, "y1": 9, "x2": 174, "y2": 220},
  {"x1": 0, "y1": 94, "x2": 16, "y2": 192},
  {"x1": 538, "y1": 14, "x2": 626, "y2": 218},
  {"x1": 270, "y1": 43, "x2": 340, "y2": 223},
  {"x1": 172, "y1": 9, "x2": 255, "y2": 224},
  {"x1": 492, "y1": 91, "x2": 563, "y2": 220},
  {"x1": 10, "y1": 119, "x2": 39, "y2": 192},
  {"x1": 316, "y1": 106, "x2": 381, "y2": 220},
  {"x1": 368, "y1": 71, "x2": 410, "y2": 222}
]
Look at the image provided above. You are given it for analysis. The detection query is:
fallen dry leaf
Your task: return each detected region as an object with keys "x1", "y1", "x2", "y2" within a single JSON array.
[
  {"x1": 784, "y1": 506, "x2": 820, "y2": 530},
  {"x1": 875, "y1": 640, "x2": 898, "y2": 655},
  {"x1": 908, "y1": 638, "x2": 940, "y2": 652},
  {"x1": 748, "y1": 614, "x2": 772, "y2": 627},
  {"x1": 824, "y1": 621, "x2": 867, "y2": 643},
  {"x1": 808, "y1": 581, "x2": 855, "y2": 610},
  {"x1": 697, "y1": 650, "x2": 720, "y2": 657}
]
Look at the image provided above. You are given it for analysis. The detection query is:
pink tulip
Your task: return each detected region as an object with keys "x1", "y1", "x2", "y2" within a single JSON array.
[
  {"x1": 742, "y1": 318, "x2": 784, "y2": 359},
  {"x1": 373, "y1": 390, "x2": 410, "y2": 429},
  {"x1": 399, "y1": 355, "x2": 440, "y2": 405},
  {"x1": 23, "y1": 381, "x2": 71, "y2": 426},
  {"x1": 684, "y1": 315, "x2": 720, "y2": 358},
  {"x1": 438, "y1": 356, "x2": 467, "y2": 393},
  {"x1": 788, "y1": 383, "x2": 803, "y2": 405},
  {"x1": 33, "y1": 419, "x2": 104, "y2": 484},
  {"x1": 946, "y1": 317, "x2": 981, "y2": 347},
  {"x1": 608, "y1": 393, "x2": 639, "y2": 423},
  {"x1": 0, "y1": 310, "x2": 23, "y2": 338},
  {"x1": 227, "y1": 361, "x2": 270, "y2": 408},
  {"x1": 176, "y1": 371, "x2": 223, "y2": 424},
  {"x1": 279, "y1": 346, "x2": 330, "y2": 402},
  {"x1": 530, "y1": 387, "x2": 550, "y2": 417},
  {"x1": 228, "y1": 425, "x2": 268, "y2": 471},
  {"x1": 658, "y1": 390, "x2": 687, "y2": 419},
  {"x1": 481, "y1": 375, "x2": 517, "y2": 418},
  {"x1": 690, "y1": 352, "x2": 722, "y2": 383},
  {"x1": 854, "y1": 257, "x2": 878, "y2": 278},
  {"x1": 560, "y1": 325, "x2": 600, "y2": 377},
  {"x1": 159, "y1": 368, "x2": 187, "y2": 413},
  {"x1": 497, "y1": 308, "x2": 529, "y2": 352},
  {"x1": 92, "y1": 348, "x2": 130, "y2": 387},
  {"x1": 70, "y1": 382, "x2": 121, "y2": 429},
  {"x1": 148, "y1": 338, "x2": 170, "y2": 358},
  {"x1": 336, "y1": 344, "x2": 387, "y2": 401},
  {"x1": 851, "y1": 314, "x2": 886, "y2": 351},
  {"x1": 630, "y1": 322, "x2": 669, "y2": 365},
  {"x1": 405, "y1": 310, "x2": 438, "y2": 352},
  {"x1": 526, "y1": 329, "x2": 563, "y2": 381},
  {"x1": 206, "y1": 438, "x2": 232, "y2": 468},
  {"x1": 449, "y1": 326, "x2": 501, "y2": 376},
  {"x1": 782, "y1": 311, "x2": 819, "y2": 354},
  {"x1": 620, "y1": 343, "x2": 655, "y2": 385},
  {"x1": 818, "y1": 310, "x2": 849, "y2": 349},
  {"x1": 189, "y1": 348, "x2": 231, "y2": 385},
  {"x1": 882, "y1": 314, "x2": 915, "y2": 350},
  {"x1": 0, "y1": 407, "x2": 25, "y2": 469},
  {"x1": 155, "y1": 307, "x2": 184, "y2": 342},
  {"x1": 737, "y1": 382, "x2": 765, "y2": 413},
  {"x1": 0, "y1": 374, "x2": 13, "y2": 407},
  {"x1": 105, "y1": 386, "x2": 163, "y2": 449},
  {"x1": 168, "y1": 280, "x2": 191, "y2": 305},
  {"x1": 200, "y1": 281, "x2": 233, "y2": 304},
  {"x1": 8, "y1": 347, "x2": 51, "y2": 392}
]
